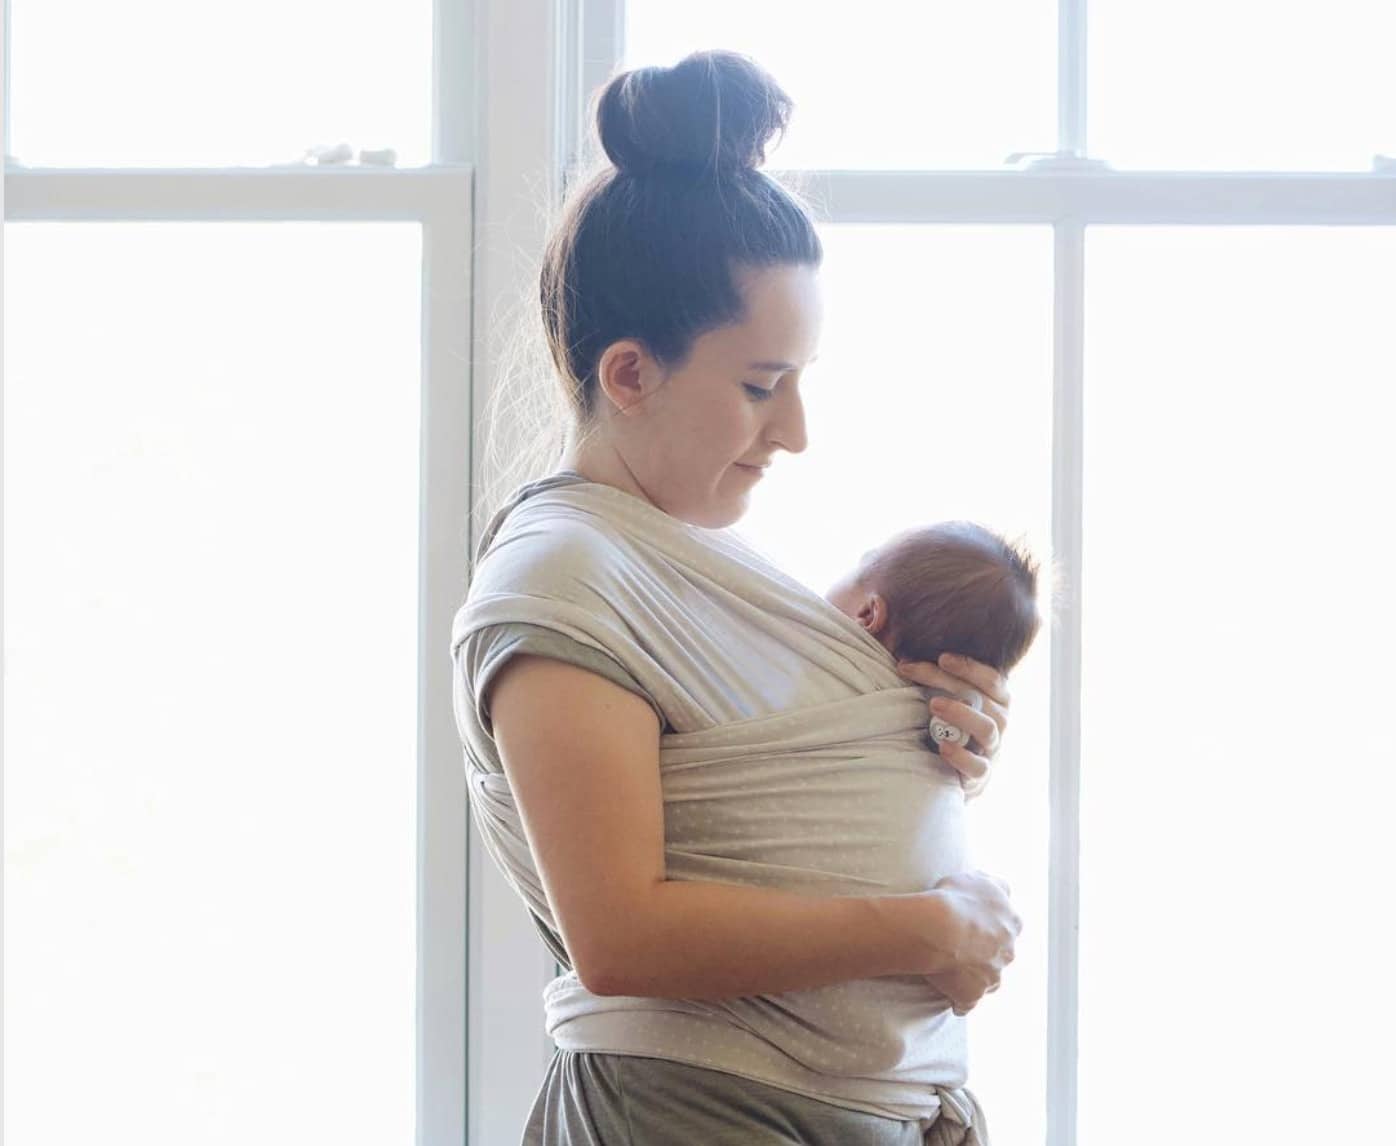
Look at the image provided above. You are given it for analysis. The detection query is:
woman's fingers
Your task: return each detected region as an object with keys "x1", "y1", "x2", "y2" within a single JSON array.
[
  {"x1": 935, "y1": 653, "x2": 1010, "y2": 709},
  {"x1": 893, "y1": 657, "x2": 979, "y2": 701},
  {"x1": 938, "y1": 738, "x2": 990, "y2": 789}
]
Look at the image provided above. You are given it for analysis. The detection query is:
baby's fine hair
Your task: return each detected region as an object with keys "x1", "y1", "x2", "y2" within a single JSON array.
[{"x1": 865, "y1": 522, "x2": 1046, "y2": 675}]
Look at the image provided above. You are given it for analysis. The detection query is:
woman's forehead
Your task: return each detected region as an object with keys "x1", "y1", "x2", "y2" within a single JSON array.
[
  {"x1": 691, "y1": 324, "x2": 801, "y2": 369},
  {"x1": 701, "y1": 318, "x2": 821, "y2": 372},
  {"x1": 733, "y1": 266, "x2": 823, "y2": 341}
]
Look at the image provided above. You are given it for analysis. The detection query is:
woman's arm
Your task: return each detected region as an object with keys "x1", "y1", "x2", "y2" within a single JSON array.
[{"x1": 487, "y1": 654, "x2": 1013, "y2": 1002}]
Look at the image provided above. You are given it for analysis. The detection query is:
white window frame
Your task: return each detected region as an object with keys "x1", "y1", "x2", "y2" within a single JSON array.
[{"x1": 6, "y1": 0, "x2": 1394, "y2": 1143}]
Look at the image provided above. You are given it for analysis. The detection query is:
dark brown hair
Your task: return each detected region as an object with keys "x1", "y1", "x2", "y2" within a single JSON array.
[
  {"x1": 864, "y1": 522, "x2": 1045, "y2": 675},
  {"x1": 539, "y1": 49, "x2": 823, "y2": 427}
]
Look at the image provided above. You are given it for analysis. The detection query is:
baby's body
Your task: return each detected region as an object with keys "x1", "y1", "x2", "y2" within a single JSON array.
[{"x1": 824, "y1": 521, "x2": 1043, "y2": 753}]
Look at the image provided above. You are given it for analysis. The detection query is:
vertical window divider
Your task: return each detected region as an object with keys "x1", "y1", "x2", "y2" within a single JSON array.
[
  {"x1": 423, "y1": 2, "x2": 475, "y2": 1143},
  {"x1": 467, "y1": 2, "x2": 569, "y2": 1142},
  {"x1": 1051, "y1": 2, "x2": 1088, "y2": 1140},
  {"x1": 1048, "y1": 217, "x2": 1086, "y2": 1146}
]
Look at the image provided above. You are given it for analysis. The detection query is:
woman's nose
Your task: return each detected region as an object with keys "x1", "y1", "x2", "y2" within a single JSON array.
[{"x1": 768, "y1": 391, "x2": 808, "y2": 455}]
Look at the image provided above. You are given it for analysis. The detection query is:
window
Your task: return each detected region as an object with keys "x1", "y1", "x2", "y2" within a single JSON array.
[
  {"x1": 624, "y1": 1, "x2": 1057, "y2": 171},
  {"x1": 1079, "y1": 225, "x2": 1395, "y2": 1143},
  {"x1": 6, "y1": 223, "x2": 424, "y2": 1144},
  {"x1": 9, "y1": 0, "x2": 435, "y2": 168},
  {"x1": 4, "y1": 4, "x2": 470, "y2": 1144}
]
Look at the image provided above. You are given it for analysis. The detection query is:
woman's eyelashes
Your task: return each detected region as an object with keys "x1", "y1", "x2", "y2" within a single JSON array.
[{"x1": 742, "y1": 382, "x2": 776, "y2": 401}]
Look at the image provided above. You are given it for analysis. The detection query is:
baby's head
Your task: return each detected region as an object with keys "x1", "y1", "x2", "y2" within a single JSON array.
[{"x1": 826, "y1": 521, "x2": 1043, "y2": 676}]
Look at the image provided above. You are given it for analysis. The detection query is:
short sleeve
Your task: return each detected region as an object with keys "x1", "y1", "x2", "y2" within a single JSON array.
[{"x1": 463, "y1": 621, "x2": 668, "y2": 736}]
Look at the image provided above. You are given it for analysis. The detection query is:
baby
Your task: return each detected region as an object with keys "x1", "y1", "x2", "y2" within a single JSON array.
[{"x1": 824, "y1": 521, "x2": 1044, "y2": 754}]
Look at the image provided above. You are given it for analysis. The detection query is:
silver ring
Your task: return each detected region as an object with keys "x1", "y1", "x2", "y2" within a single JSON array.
[{"x1": 929, "y1": 717, "x2": 970, "y2": 747}]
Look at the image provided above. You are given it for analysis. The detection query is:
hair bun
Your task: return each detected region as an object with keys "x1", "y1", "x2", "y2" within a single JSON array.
[{"x1": 596, "y1": 49, "x2": 793, "y2": 178}]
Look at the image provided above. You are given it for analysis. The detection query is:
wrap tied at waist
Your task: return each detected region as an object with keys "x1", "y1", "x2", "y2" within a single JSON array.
[{"x1": 922, "y1": 1084, "x2": 990, "y2": 1145}]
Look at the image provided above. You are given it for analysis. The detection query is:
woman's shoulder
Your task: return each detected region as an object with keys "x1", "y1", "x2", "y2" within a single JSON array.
[
  {"x1": 467, "y1": 478, "x2": 638, "y2": 614},
  {"x1": 479, "y1": 502, "x2": 625, "y2": 582},
  {"x1": 475, "y1": 469, "x2": 586, "y2": 548}
]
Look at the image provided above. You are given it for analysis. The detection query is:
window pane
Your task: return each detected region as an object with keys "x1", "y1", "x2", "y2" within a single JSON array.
[
  {"x1": 4, "y1": 223, "x2": 423, "y2": 1144},
  {"x1": 1081, "y1": 227, "x2": 1396, "y2": 1144},
  {"x1": 1092, "y1": 0, "x2": 1396, "y2": 171},
  {"x1": 10, "y1": 1, "x2": 433, "y2": 168},
  {"x1": 737, "y1": 224, "x2": 1054, "y2": 1145},
  {"x1": 623, "y1": 2, "x2": 1056, "y2": 170}
]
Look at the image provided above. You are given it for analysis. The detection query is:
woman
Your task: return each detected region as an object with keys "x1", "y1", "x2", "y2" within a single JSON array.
[{"x1": 451, "y1": 50, "x2": 1020, "y2": 1145}]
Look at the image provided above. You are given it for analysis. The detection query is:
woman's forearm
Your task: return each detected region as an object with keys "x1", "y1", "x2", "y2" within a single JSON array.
[{"x1": 587, "y1": 880, "x2": 956, "y2": 1000}]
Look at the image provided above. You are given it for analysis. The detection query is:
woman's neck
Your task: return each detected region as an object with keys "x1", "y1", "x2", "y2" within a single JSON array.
[{"x1": 557, "y1": 439, "x2": 649, "y2": 505}]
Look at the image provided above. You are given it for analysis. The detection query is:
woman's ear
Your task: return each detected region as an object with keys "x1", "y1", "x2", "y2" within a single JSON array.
[{"x1": 596, "y1": 339, "x2": 657, "y2": 416}]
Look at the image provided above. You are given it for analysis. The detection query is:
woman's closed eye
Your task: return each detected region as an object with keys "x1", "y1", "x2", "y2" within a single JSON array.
[{"x1": 743, "y1": 383, "x2": 776, "y2": 401}]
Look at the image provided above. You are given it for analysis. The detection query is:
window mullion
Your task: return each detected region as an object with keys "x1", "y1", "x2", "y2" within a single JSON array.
[
  {"x1": 467, "y1": 2, "x2": 566, "y2": 1143},
  {"x1": 1048, "y1": 220, "x2": 1087, "y2": 1146},
  {"x1": 1060, "y1": 0, "x2": 1088, "y2": 157}
]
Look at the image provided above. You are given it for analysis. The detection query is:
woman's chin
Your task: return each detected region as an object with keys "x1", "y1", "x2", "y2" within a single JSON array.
[
  {"x1": 680, "y1": 492, "x2": 749, "y2": 530},
  {"x1": 691, "y1": 508, "x2": 745, "y2": 530}
]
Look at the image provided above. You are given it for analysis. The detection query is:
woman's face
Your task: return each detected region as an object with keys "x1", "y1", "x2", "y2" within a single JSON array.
[{"x1": 599, "y1": 262, "x2": 823, "y2": 529}]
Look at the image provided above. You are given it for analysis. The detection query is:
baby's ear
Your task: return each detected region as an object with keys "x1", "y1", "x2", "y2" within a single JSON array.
[{"x1": 857, "y1": 592, "x2": 889, "y2": 636}]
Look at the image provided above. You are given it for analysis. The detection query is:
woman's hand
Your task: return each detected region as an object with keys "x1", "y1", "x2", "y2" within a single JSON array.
[
  {"x1": 923, "y1": 871, "x2": 1021, "y2": 1015},
  {"x1": 896, "y1": 653, "x2": 1011, "y2": 798},
  {"x1": 927, "y1": 967, "x2": 1000, "y2": 1017}
]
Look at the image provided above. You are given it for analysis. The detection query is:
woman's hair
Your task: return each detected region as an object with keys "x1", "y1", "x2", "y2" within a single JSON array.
[
  {"x1": 479, "y1": 50, "x2": 825, "y2": 526},
  {"x1": 863, "y1": 522, "x2": 1052, "y2": 675}
]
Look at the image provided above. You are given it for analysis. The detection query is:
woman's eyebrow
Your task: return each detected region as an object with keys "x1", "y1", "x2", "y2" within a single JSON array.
[{"x1": 746, "y1": 354, "x2": 820, "y2": 372}]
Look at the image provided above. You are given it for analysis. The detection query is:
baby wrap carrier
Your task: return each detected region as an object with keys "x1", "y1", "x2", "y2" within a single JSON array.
[{"x1": 450, "y1": 477, "x2": 988, "y2": 1142}]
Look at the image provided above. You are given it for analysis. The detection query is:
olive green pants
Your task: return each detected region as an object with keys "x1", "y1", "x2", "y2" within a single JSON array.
[{"x1": 522, "y1": 1051, "x2": 990, "y2": 1145}]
